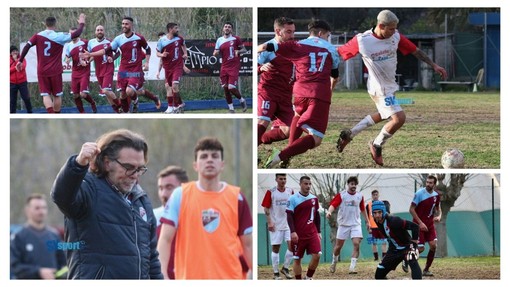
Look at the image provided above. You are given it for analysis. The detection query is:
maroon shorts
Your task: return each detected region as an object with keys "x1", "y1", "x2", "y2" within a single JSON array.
[
  {"x1": 294, "y1": 97, "x2": 330, "y2": 137},
  {"x1": 165, "y1": 68, "x2": 183, "y2": 86},
  {"x1": 38, "y1": 74, "x2": 63, "y2": 96},
  {"x1": 71, "y1": 75, "x2": 90, "y2": 94},
  {"x1": 257, "y1": 97, "x2": 294, "y2": 127},
  {"x1": 97, "y1": 73, "x2": 114, "y2": 92},
  {"x1": 419, "y1": 224, "x2": 437, "y2": 245},
  {"x1": 220, "y1": 70, "x2": 239, "y2": 88},
  {"x1": 117, "y1": 71, "x2": 145, "y2": 91},
  {"x1": 291, "y1": 235, "x2": 321, "y2": 259}
]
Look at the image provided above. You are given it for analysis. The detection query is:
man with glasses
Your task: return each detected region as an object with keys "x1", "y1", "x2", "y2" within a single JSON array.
[{"x1": 51, "y1": 129, "x2": 163, "y2": 279}]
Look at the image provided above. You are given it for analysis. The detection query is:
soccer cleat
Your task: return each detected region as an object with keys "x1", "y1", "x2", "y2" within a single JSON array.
[
  {"x1": 402, "y1": 260, "x2": 409, "y2": 273},
  {"x1": 164, "y1": 106, "x2": 175, "y2": 114},
  {"x1": 336, "y1": 129, "x2": 352, "y2": 153},
  {"x1": 423, "y1": 270, "x2": 434, "y2": 276},
  {"x1": 273, "y1": 273, "x2": 281, "y2": 280},
  {"x1": 329, "y1": 262, "x2": 337, "y2": 273},
  {"x1": 348, "y1": 270, "x2": 358, "y2": 274},
  {"x1": 369, "y1": 140, "x2": 384, "y2": 166},
  {"x1": 91, "y1": 104, "x2": 97, "y2": 113},
  {"x1": 155, "y1": 98, "x2": 161, "y2": 110},
  {"x1": 228, "y1": 109, "x2": 235, "y2": 114},
  {"x1": 279, "y1": 158, "x2": 291, "y2": 169},
  {"x1": 304, "y1": 276, "x2": 313, "y2": 280},
  {"x1": 263, "y1": 149, "x2": 281, "y2": 169},
  {"x1": 241, "y1": 100, "x2": 248, "y2": 112},
  {"x1": 176, "y1": 103, "x2": 186, "y2": 113},
  {"x1": 132, "y1": 101, "x2": 139, "y2": 113},
  {"x1": 281, "y1": 267, "x2": 292, "y2": 279}
]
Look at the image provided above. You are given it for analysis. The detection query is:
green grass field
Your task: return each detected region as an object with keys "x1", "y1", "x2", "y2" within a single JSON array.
[
  {"x1": 257, "y1": 256, "x2": 500, "y2": 279},
  {"x1": 258, "y1": 90, "x2": 500, "y2": 169}
]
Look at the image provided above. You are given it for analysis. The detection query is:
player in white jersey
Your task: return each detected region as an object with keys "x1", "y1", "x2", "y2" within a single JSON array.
[
  {"x1": 261, "y1": 174, "x2": 294, "y2": 280},
  {"x1": 336, "y1": 10, "x2": 447, "y2": 166},
  {"x1": 326, "y1": 176, "x2": 369, "y2": 274}
]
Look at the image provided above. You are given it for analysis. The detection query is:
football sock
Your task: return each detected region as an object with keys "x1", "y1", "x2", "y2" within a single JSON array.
[
  {"x1": 46, "y1": 107, "x2": 55, "y2": 113},
  {"x1": 374, "y1": 128, "x2": 392, "y2": 146},
  {"x1": 144, "y1": 90, "x2": 158, "y2": 102},
  {"x1": 74, "y1": 98, "x2": 85, "y2": 113},
  {"x1": 174, "y1": 92, "x2": 182, "y2": 106},
  {"x1": 257, "y1": 124, "x2": 267, "y2": 146},
  {"x1": 425, "y1": 249, "x2": 436, "y2": 270},
  {"x1": 223, "y1": 87, "x2": 233, "y2": 104},
  {"x1": 284, "y1": 250, "x2": 293, "y2": 268},
  {"x1": 262, "y1": 128, "x2": 287, "y2": 144},
  {"x1": 373, "y1": 252, "x2": 379, "y2": 260},
  {"x1": 272, "y1": 252, "x2": 280, "y2": 273},
  {"x1": 279, "y1": 135, "x2": 315, "y2": 161},
  {"x1": 295, "y1": 274, "x2": 302, "y2": 280},
  {"x1": 306, "y1": 268, "x2": 316, "y2": 278},
  {"x1": 332, "y1": 255, "x2": 339, "y2": 263},
  {"x1": 350, "y1": 257, "x2": 358, "y2": 270},
  {"x1": 229, "y1": 88, "x2": 242, "y2": 99},
  {"x1": 351, "y1": 114, "x2": 376, "y2": 137},
  {"x1": 382, "y1": 252, "x2": 386, "y2": 258},
  {"x1": 121, "y1": 98, "x2": 130, "y2": 113},
  {"x1": 228, "y1": 103, "x2": 234, "y2": 110},
  {"x1": 288, "y1": 115, "x2": 302, "y2": 145}
]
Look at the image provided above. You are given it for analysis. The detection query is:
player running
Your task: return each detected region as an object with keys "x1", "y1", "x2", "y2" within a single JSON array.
[
  {"x1": 336, "y1": 9, "x2": 447, "y2": 166},
  {"x1": 213, "y1": 22, "x2": 248, "y2": 113},
  {"x1": 257, "y1": 17, "x2": 295, "y2": 147},
  {"x1": 409, "y1": 175, "x2": 441, "y2": 276},
  {"x1": 261, "y1": 19, "x2": 340, "y2": 169},
  {"x1": 157, "y1": 22, "x2": 188, "y2": 114},
  {"x1": 65, "y1": 28, "x2": 97, "y2": 113}
]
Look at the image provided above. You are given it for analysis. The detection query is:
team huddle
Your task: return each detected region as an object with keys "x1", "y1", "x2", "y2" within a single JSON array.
[
  {"x1": 258, "y1": 10, "x2": 448, "y2": 167},
  {"x1": 262, "y1": 174, "x2": 441, "y2": 280},
  {"x1": 12, "y1": 13, "x2": 249, "y2": 114}
]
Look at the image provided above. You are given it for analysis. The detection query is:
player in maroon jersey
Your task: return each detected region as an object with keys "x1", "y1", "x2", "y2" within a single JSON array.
[
  {"x1": 261, "y1": 19, "x2": 340, "y2": 168},
  {"x1": 213, "y1": 22, "x2": 248, "y2": 113},
  {"x1": 65, "y1": 28, "x2": 97, "y2": 113},
  {"x1": 409, "y1": 175, "x2": 441, "y2": 276},
  {"x1": 157, "y1": 23, "x2": 188, "y2": 114},
  {"x1": 16, "y1": 13, "x2": 86, "y2": 113},
  {"x1": 88, "y1": 25, "x2": 122, "y2": 113},
  {"x1": 81, "y1": 16, "x2": 160, "y2": 113},
  {"x1": 257, "y1": 17, "x2": 295, "y2": 148},
  {"x1": 286, "y1": 176, "x2": 321, "y2": 280}
]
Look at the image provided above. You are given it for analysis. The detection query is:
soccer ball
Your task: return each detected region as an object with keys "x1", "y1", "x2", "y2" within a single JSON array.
[{"x1": 441, "y1": 148, "x2": 465, "y2": 168}]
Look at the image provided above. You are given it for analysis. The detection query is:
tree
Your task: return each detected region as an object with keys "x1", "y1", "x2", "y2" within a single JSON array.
[{"x1": 410, "y1": 173, "x2": 472, "y2": 257}]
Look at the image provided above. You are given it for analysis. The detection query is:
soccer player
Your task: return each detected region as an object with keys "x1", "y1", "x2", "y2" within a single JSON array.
[
  {"x1": 326, "y1": 176, "x2": 369, "y2": 274},
  {"x1": 81, "y1": 16, "x2": 160, "y2": 113},
  {"x1": 260, "y1": 173, "x2": 294, "y2": 280},
  {"x1": 257, "y1": 17, "x2": 295, "y2": 147},
  {"x1": 372, "y1": 200, "x2": 422, "y2": 279},
  {"x1": 409, "y1": 175, "x2": 441, "y2": 276},
  {"x1": 286, "y1": 176, "x2": 321, "y2": 280},
  {"x1": 261, "y1": 19, "x2": 340, "y2": 168},
  {"x1": 157, "y1": 22, "x2": 188, "y2": 114},
  {"x1": 213, "y1": 22, "x2": 248, "y2": 113},
  {"x1": 336, "y1": 9, "x2": 448, "y2": 166},
  {"x1": 87, "y1": 25, "x2": 122, "y2": 113},
  {"x1": 157, "y1": 137, "x2": 252, "y2": 279},
  {"x1": 10, "y1": 194, "x2": 67, "y2": 279},
  {"x1": 65, "y1": 27, "x2": 97, "y2": 113},
  {"x1": 16, "y1": 13, "x2": 86, "y2": 113},
  {"x1": 366, "y1": 190, "x2": 388, "y2": 261},
  {"x1": 153, "y1": 165, "x2": 189, "y2": 280}
]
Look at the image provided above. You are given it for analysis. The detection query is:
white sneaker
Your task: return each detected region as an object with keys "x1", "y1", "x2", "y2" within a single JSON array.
[
  {"x1": 304, "y1": 276, "x2": 313, "y2": 280},
  {"x1": 164, "y1": 106, "x2": 175, "y2": 114},
  {"x1": 176, "y1": 103, "x2": 185, "y2": 113}
]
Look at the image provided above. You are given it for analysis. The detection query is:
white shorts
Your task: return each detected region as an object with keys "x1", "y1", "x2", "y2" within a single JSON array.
[
  {"x1": 270, "y1": 229, "x2": 291, "y2": 245},
  {"x1": 370, "y1": 93, "x2": 403, "y2": 119},
  {"x1": 336, "y1": 225, "x2": 364, "y2": 240}
]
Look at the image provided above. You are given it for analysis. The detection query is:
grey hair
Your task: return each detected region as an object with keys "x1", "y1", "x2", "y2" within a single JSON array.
[{"x1": 377, "y1": 10, "x2": 399, "y2": 25}]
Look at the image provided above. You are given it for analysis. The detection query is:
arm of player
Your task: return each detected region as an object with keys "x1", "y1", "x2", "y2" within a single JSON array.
[
  {"x1": 434, "y1": 201, "x2": 442, "y2": 222},
  {"x1": 264, "y1": 207, "x2": 275, "y2": 232},
  {"x1": 213, "y1": 49, "x2": 219, "y2": 57},
  {"x1": 412, "y1": 48, "x2": 447, "y2": 80},
  {"x1": 157, "y1": 223, "x2": 176, "y2": 279},
  {"x1": 143, "y1": 46, "x2": 151, "y2": 71},
  {"x1": 286, "y1": 210, "x2": 298, "y2": 242},
  {"x1": 240, "y1": 234, "x2": 253, "y2": 271},
  {"x1": 16, "y1": 44, "x2": 33, "y2": 71},
  {"x1": 236, "y1": 45, "x2": 247, "y2": 57},
  {"x1": 409, "y1": 204, "x2": 428, "y2": 232},
  {"x1": 182, "y1": 44, "x2": 189, "y2": 60}
]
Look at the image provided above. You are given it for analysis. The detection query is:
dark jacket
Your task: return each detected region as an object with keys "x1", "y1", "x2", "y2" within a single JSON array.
[
  {"x1": 10, "y1": 225, "x2": 67, "y2": 279},
  {"x1": 376, "y1": 214, "x2": 419, "y2": 252},
  {"x1": 51, "y1": 155, "x2": 163, "y2": 279}
]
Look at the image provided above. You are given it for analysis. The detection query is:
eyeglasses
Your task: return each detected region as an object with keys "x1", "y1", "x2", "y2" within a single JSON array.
[{"x1": 113, "y1": 158, "x2": 148, "y2": 176}]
